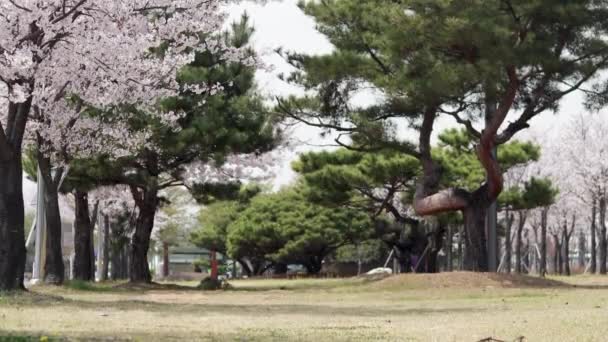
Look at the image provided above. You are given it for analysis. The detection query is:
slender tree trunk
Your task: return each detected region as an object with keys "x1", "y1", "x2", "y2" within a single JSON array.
[
  {"x1": 578, "y1": 230, "x2": 586, "y2": 271},
  {"x1": 457, "y1": 225, "x2": 464, "y2": 270},
  {"x1": 523, "y1": 234, "x2": 530, "y2": 273},
  {"x1": 100, "y1": 215, "x2": 110, "y2": 281},
  {"x1": 426, "y1": 226, "x2": 445, "y2": 273},
  {"x1": 591, "y1": 200, "x2": 597, "y2": 274},
  {"x1": 515, "y1": 212, "x2": 526, "y2": 274},
  {"x1": 162, "y1": 242, "x2": 170, "y2": 278},
  {"x1": 562, "y1": 226, "x2": 571, "y2": 276},
  {"x1": 552, "y1": 233, "x2": 560, "y2": 274},
  {"x1": 446, "y1": 225, "x2": 453, "y2": 271},
  {"x1": 110, "y1": 246, "x2": 119, "y2": 280},
  {"x1": 43, "y1": 176, "x2": 64, "y2": 285},
  {"x1": 599, "y1": 196, "x2": 607, "y2": 274},
  {"x1": 129, "y1": 186, "x2": 159, "y2": 283},
  {"x1": 505, "y1": 211, "x2": 513, "y2": 273},
  {"x1": 540, "y1": 208, "x2": 548, "y2": 277},
  {"x1": 73, "y1": 191, "x2": 94, "y2": 281}
]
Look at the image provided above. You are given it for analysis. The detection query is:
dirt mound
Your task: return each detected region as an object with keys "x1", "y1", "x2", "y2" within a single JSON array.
[{"x1": 371, "y1": 272, "x2": 568, "y2": 290}]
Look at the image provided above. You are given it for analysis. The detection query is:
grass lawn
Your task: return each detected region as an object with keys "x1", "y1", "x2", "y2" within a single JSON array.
[{"x1": 1, "y1": 272, "x2": 608, "y2": 341}]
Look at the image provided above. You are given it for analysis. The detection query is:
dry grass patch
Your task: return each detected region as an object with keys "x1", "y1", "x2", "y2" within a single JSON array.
[{"x1": 2, "y1": 274, "x2": 608, "y2": 341}]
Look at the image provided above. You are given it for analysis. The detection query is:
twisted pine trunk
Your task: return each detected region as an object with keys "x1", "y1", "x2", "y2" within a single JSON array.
[{"x1": 462, "y1": 193, "x2": 490, "y2": 271}]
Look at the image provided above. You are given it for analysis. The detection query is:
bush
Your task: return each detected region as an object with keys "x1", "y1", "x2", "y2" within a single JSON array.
[{"x1": 197, "y1": 276, "x2": 231, "y2": 291}]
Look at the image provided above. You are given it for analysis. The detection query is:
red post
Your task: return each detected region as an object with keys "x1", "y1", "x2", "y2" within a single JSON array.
[{"x1": 210, "y1": 250, "x2": 218, "y2": 280}]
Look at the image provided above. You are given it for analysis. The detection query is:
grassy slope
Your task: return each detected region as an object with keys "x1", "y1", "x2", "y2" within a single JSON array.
[{"x1": 1, "y1": 273, "x2": 608, "y2": 341}]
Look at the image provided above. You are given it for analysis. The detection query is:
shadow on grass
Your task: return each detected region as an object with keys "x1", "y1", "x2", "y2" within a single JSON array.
[{"x1": 1, "y1": 292, "x2": 485, "y2": 318}]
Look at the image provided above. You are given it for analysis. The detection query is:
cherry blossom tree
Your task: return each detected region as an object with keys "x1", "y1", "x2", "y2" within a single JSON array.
[
  {"x1": 553, "y1": 114, "x2": 608, "y2": 274},
  {"x1": 0, "y1": 0, "x2": 238, "y2": 290}
]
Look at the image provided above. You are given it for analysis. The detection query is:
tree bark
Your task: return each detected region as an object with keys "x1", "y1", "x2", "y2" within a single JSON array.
[
  {"x1": 591, "y1": 199, "x2": 597, "y2": 274},
  {"x1": 36, "y1": 154, "x2": 65, "y2": 285},
  {"x1": 562, "y1": 224, "x2": 571, "y2": 276},
  {"x1": 462, "y1": 191, "x2": 490, "y2": 271},
  {"x1": 0, "y1": 100, "x2": 31, "y2": 291},
  {"x1": 540, "y1": 208, "x2": 548, "y2": 277},
  {"x1": 43, "y1": 176, "x2": 64, "y2": 285},
  {"x1": 551, "y1": 232, "x2": 562, "y2": 275},
  {"x1": 100, "y1": 215, "x2": 110, "y2": 281},
  {"x1": 504, "y1": 211, "x2": 514, "y2": 273},
  {"x1": 599, "y1": 196, "x2": 606, "y2": 274},
  {"x1": 129, "y1": 185, "x2": 159, "y2": 283},
  {"x1": 0, "y1": 158, "x2": 26, "y2": 289},
  {"x1": 73, "y1": 191, "x2": 94, "y2": 281},
  {"x1": 578, "y1": 230, "x2": 586, "y2": 270},
  {"x1": 457, "y1": 225, "x2": 464, "y2": 270},
  {"x1": 515, "y1": 212, "x2": 526, "y2": 274},
  {"x1": 426, "y1": 225, "x2": 446, "y2": 273},
  {"x1": 162, "y1": 242, "x2": 170, "y2": 278},
  {"x1": 446, "y1": 225, "x2": 453, "y2": 271}
]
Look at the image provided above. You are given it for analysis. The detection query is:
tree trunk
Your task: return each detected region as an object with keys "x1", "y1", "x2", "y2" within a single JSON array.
[
  {"x1": 43, "y1": 177, "x2": 64, "y2": 285},
  {"x1": 504, "y1": 211, "x2": 514, "y2": 273},
  {"x1": 515, "y1": 212, "x2": 526, "y2": 274},
  {"x1": 462, "y1": 195, "x2": 489, "y2": 271},
  {"x1": 238, "y1": 259, "x2": 253, "y2": 277},
  {"x1": 562, "y1": 226, "x2": 571, "y2": 276},
  {"x1": 162, "y1": 242, "x2": 170, "y2": 278},
  {"x1": 426, "y1": 226, "x2": 446, "y2": 273},
  {"x1": 0, "y1": 156, "x2": 26, "y2": 290},
  {"x1": 110, "y1": 248, "x2": 120, "y2": 280},
  {"x1": 540, "y1": 208, "x2": 548, "y2": 277},
  {"x1": 457, "y1": 225, "x2": 464, "y2": 270},
  {"x1": 446, "y1": 225, "x2": 453, "y2": 271},
  {"x1": 523, "y1": 234, "x2": 530, "y2": 273},
  {"x1": 0, "y1": 100, "x2": 31, "y2": 291},
  {"x1": 591, "y1": 200, "x2": 597, "y2": 274},
  {"x1": 599, "y1": 196, "x2": 606, "y2": 274},
  {"x1": 129, "y1": 186, "x2": 159, "y2": 283},
  {"x1": 100, "y1": 215, "x2": 110, "y2": 281},
  {"x1": 578, "y1": 231, "x2": 586, "y2": 270},
  {"x1": 73, "y1": 191, "x2": 94, "y2": 281}
]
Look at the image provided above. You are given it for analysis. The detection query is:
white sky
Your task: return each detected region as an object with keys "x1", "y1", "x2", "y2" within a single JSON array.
[{"x1": 227, "y1": 0, "x2": 602, "y2": 187}]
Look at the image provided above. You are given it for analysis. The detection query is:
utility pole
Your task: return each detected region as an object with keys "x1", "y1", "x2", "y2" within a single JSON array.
[
  {"x1": 485, "y1": 91, "x2": 498, "y2": 272},
  {"x1": 32, "y1": 166, "x2": 47, "y2": 284}
]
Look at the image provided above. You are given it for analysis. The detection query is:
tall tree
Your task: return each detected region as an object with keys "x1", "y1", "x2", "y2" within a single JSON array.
[
  {"x1": 86, "y1": 16, "x2": 279, "y2": 283},
  {"x1": 279, "y1": 0, "x2": 608, "y2": 271}
]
